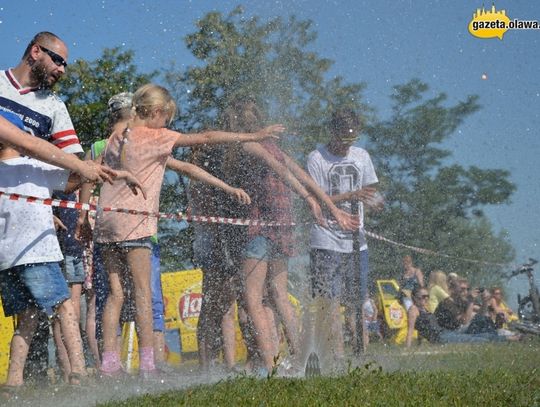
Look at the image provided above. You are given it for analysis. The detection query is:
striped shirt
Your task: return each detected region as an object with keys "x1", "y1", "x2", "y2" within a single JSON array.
[{"x1": 0, "y1": 69, "x2": 82, "y2": 154}]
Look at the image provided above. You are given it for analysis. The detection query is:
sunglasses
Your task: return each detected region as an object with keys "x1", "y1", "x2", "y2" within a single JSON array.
[
  {"x1": 339, "y1": 137, "x2": 359, "y2": 143},
  {"x1": 38, "y1": 45, "x2": 67, "y2": 68}
]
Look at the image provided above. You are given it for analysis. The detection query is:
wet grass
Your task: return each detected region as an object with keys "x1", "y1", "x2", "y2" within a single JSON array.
[{"x1": 98, "y1": 338, "x2": 540, "y2": 407}]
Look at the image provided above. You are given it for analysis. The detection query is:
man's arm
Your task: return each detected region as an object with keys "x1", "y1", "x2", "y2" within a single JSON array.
[{"x1": 0, "y1": 116, "x2": 114, "y2": 183}]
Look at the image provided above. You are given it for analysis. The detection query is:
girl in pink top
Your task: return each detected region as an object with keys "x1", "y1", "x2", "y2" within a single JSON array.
[{"x1": 95, "y1": 84, "x2": 283, "y2": 378}]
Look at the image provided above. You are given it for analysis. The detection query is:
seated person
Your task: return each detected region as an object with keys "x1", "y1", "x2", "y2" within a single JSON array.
[
  {"x1": 434, "y1": 277, "x2": 472, "y2": 331},
  {"x1": 465, "y1": 287, "x2": 500, "y2": 335},
  {"x1": 427, "y1": 270, "x2": 449, "y2": 313},
  {"x1": 489, "y1": 287, "x2": 518, "y2": 325},
  {"x1": 406, "y1": 287, "x2": 508, "y2": 347}
]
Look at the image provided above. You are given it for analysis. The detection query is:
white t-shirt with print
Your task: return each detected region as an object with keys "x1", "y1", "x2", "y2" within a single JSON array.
[
  {"x1": 0, "y1": 156, "x2": 69, "y2": 271},
  {"x1": 307, "y1": 145, "x2": 378, "y2": 253},
  {"x1": 0, "y1": 69, "x2": 83, "y2": 154}
]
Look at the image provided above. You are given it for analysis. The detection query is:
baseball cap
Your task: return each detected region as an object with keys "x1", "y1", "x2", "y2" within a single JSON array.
[{"x1": 107, "y1": 92, "x2": 133, "y2": 113}]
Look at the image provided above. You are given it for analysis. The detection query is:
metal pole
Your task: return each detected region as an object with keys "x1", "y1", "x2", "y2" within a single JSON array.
[{"x1": 351, "y1": 199, "x2": 366, "y2": 355}]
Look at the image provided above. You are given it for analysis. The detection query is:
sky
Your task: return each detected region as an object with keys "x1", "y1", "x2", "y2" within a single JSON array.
[{"x1": 1, "y1": 0, "x2": 539, "y2": 302}]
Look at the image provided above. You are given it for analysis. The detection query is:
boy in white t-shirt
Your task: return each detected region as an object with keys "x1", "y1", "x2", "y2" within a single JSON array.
[
  {"x1": 307, "y1": 109, "x2": 382, "y2": 359},
  {"x1": 0, "y1": 111, "x2": 142, "y2": 391}
]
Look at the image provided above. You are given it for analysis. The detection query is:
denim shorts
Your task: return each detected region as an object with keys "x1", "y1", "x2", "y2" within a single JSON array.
[
  {"x1": 62, "y1": 255, "x2": 85, "y2": 284},
  {"x1": 310, "y1": 249, "x2": 370, "y2": 303},
  {"x1": 244, "y1": 236, "x2": 287, "y2": 261},
  {"x1": 0, "y1": 262, "x2": 70, "y2": 317}
]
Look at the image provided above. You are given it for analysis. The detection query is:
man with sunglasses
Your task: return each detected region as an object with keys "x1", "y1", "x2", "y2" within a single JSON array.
[
  {"x1": 1, "y1": 31, "x2": 83, "y2": 384},
  {"x1": 0, "y1": 31, "x2": 82, "y2": 154},
  {"x1": 306, "y1": 108, "x2": 380, "y2": 364}
]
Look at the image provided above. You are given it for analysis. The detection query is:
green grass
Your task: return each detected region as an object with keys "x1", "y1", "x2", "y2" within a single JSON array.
[{"x1": 98, "y1": 339, "x2": 540, "y2": 407}]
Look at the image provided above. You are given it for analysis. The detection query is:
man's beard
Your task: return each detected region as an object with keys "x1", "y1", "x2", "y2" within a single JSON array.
[{"x1": 30, "y1": 60, "x2": 56, "y2": 89}]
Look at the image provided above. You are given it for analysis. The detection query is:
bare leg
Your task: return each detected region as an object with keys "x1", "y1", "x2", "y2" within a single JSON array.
[
  {"x1": 54, "y1": 282, "x2": 84, "y2": 381},
  {"x1": 330, "y1": 300, "x2": 345, "y2": 360},
  {"x1": 52, "y1": 318, "x2": 70, "y2": 382},
  {"x1": 125, "y1": 248, "x2": 153, "y2": 349},
  {"x1": 344, "y1": 305, "x2": 356, "y2": 349},
  {"x1": 234, "y1": 277, "x2": 258, "y2": 370},
  {"x1": 198, "y1": 267, "x2": 238, "y2": 370},
  {"x1": 221, "y1": 300, "x2": 237, "y2": 369},
  {"x1": 267, "y1": 260, "x2": 299, "y2": 357},
  {"x1": 153, "y1": 331, "x2": 165, "y2": 364},
  {"x1": 197, "y1": 267, "x2": 219, "y2": 371},
  {"x1": 242, "y1": 258, "x2": 275, "y2": 370},
  {"x1": 5, "y1": 308, "x2": 39, "y2": 387},
  {"x1": 236, "y1": 303, "x2": 258, "y2": 371},
  {"x1": 101, "y1": 248, "x2": 126, "y2": 354},
  {"x1": 56, "y1": 299, "x2": 86, "y2": 379},
  {"x1": 85, "y1": 290, "x2": 100, "y2": 368},
  {"x1": 69, "y1": 283, "x2": 83, "y2": 323},
  {"x1": 263, "y1": 300, "x2": 280, "y2": 357},
  {"x1": 213, "y1": 275, "x2": 237, "y2": 369}
]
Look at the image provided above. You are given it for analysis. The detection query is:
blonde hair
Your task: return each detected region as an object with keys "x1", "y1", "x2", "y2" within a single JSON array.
[
  {"x1": 132, "y1": 84, "x2": 177, "y2": 125},
  {"x1": 428, "y1": 270, "x2": 448, "y2": 293}
]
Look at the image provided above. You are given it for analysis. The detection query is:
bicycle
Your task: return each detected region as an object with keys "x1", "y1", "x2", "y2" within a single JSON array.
[{"x1": 506, "y1": 258, "x2": 540, "y2": 335}]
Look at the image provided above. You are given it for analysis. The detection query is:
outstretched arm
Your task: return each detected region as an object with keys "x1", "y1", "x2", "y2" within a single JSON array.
[
  {"x1": 65, "y1": 166, "x2": 145, "y2": 197},
  {"x1": 242, "y1": 142, "x2": 341, "y2": 228},
  {"x1": 74, "y1": 151, "x2": 96, "y2": 243},
  {"x1": 0, "y1": 116, "x2": 115, "y2": 183},
  {"x1": 72, "y1": 152, "x2": 146, "y2": 241},
  {"x1": 326, "y1": 186, "x2": 378, "y2": 205},
  {"x1": 167, "y1": 158, "x2": 251, "y2": 205},
  {"x1": 172, "y1": 124, "x2": 285, "y2": 148},
  {"x1": 281, "y1": 153, "x2": 360, "y2": 231}
]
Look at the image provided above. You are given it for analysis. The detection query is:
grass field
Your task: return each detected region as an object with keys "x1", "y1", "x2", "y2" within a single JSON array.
[{"x1": 95, "y1": 339, "x2": 540, "y2": 407}]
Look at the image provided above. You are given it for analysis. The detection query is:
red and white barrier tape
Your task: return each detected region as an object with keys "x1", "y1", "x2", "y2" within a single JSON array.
[
  {"x1": 364, "y1": 230, "x2": 508, "y2": 267},
  {"x1": 0, "y1": 190, "x2": 509, "y2": 267},
  {"x1": 0, "y1": 191, "x2": 294, "y2": 227}
]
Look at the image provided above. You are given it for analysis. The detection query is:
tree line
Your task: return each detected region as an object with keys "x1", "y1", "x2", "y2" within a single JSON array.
[{"x1": 56, "y1": 7, "x2": 515, "y2": 285}]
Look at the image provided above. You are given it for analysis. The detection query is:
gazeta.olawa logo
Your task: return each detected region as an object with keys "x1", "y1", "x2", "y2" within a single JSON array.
[{"x1": 469, "y1": 4, "x2": 539, "y2": 40}]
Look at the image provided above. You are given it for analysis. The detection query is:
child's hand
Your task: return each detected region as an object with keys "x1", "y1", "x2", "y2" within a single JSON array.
[
  {"x1": 116, "y1": 170, "x2": 147, "y2": 199},
  {"x1": 254, "y1": 124, "x2": 285, "y2": 140},
  {"x1": 306, "y1": 195, "x2": 327, "y2": 227},
  {"x1": 357, "y1": 188, "x2": 384, "y2": 211},
  {"x1": 75, "y1": 215, "x2": 93, "y2": 245},
  {"x1": 229, "y1": 187, "x2": 251, "y2": 205},
  {"x1": 352, "y1": 187, "x2": 376, "y2": 202},
  {"x1": 53, "y1": 215, "x2": 67, "y2": 231},
  {"x1": 80, "y1": 161, "x2": 116, "y2": 184},
  {"x1": 331, "y1": 208, "x2": 360, "y2": 231}
]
